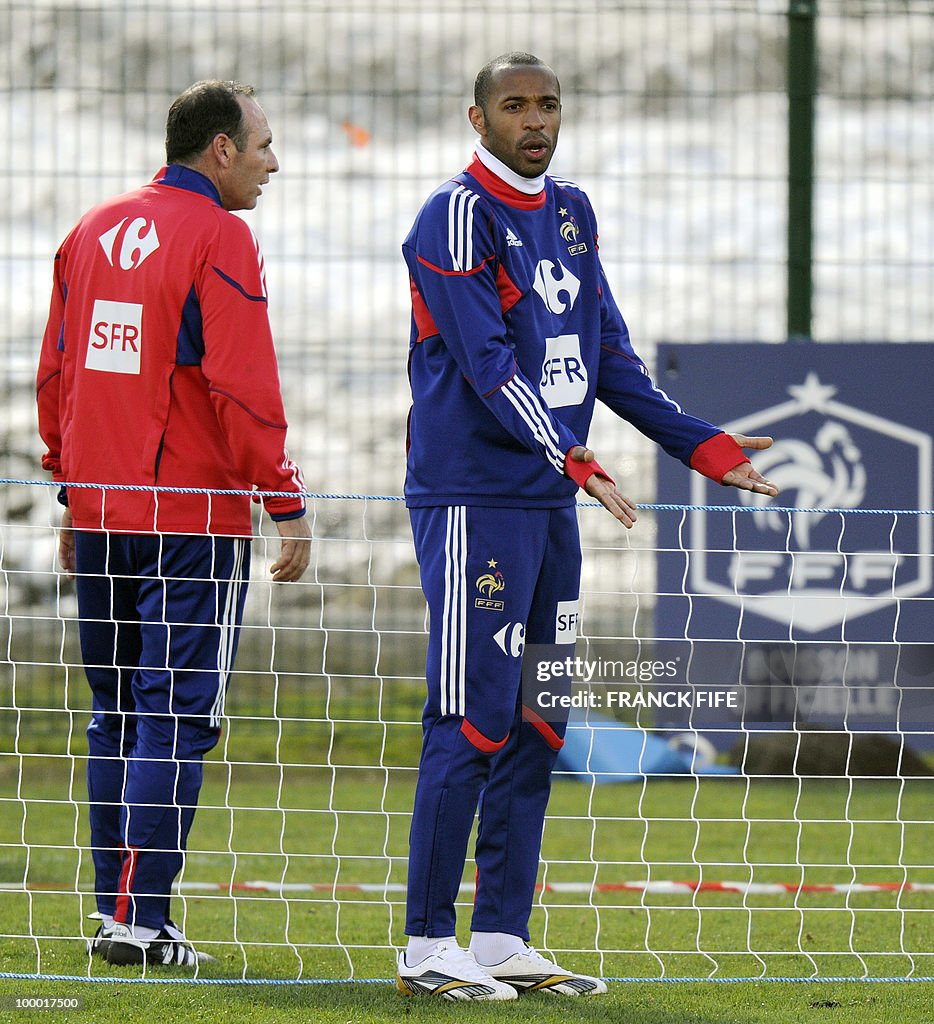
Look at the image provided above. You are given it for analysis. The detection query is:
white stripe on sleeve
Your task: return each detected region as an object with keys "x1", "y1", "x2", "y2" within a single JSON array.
[{"x1": 502, "y1": 378, "x2": 565, "y2": 474}]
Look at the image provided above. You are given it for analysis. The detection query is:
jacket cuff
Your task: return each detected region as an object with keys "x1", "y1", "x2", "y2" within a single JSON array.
[
  {"x1": 690, "y1": 432, "x2": 749, "y2": 483},
  {"x1": 564, "y1": 449, "x2": 615, "y2": 490},
  {"x1": 264, "y1": 491, "x2": 307, "y2": 520},
  {"x1": 269, "y1": 506, "x2": 307, "y2": 522}
]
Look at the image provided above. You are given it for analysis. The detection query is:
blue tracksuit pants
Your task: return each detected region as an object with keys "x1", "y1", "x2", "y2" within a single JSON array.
[
  {"x1": 74, "y1": 530, "x2": 249, "y2": 930},
  {"x1": 405, "y1": 504, "x2": 581, "y2": 939}
]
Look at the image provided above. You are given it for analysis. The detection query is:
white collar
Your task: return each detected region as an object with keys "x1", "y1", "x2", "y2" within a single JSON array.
[{"x1": 474, "y1": 141, "x2": 546, "y2": 196}]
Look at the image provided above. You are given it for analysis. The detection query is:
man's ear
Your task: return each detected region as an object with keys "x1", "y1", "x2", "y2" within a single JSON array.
[
  {"x1": 209, "y1": 132, "x2": 234, "y2": 168},
  {"x1": 468, "y1": 104, "x2": 486, "y2": 137}
]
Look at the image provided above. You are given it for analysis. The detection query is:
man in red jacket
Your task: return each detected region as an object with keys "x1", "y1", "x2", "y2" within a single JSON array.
[{"x1": 36, "y1": 80, "x2": 310, "y2": 968}]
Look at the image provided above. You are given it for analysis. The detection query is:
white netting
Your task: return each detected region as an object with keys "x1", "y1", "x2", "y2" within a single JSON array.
[{"x1": 1, "y1": 484, "x2": 932, "y2": 981}]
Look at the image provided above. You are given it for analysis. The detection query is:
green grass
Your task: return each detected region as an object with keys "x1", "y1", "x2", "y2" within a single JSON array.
[
  {"x1": 2, "y1": 978, "x2": 934, "y2": 1024},
  {"x1": 3, "y1": 732, "x2": 934, "y2": 1022}
]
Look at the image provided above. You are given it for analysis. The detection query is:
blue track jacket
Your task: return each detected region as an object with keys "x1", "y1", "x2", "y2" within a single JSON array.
[{"x1": 403, "y1": 148, "x2": 736, "y2": 508}]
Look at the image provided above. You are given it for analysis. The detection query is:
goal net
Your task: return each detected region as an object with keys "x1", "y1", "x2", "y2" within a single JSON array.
[{"x1": 2, "y1": 482, "x2": 932, "y2": 982}]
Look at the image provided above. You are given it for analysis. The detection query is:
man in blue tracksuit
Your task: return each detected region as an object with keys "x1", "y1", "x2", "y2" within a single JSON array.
[{"x1": 396, "y1": 53, "x2": 778, "y2": 1001}]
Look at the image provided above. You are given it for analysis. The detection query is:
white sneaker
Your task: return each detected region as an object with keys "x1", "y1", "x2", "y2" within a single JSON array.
[
  {"x1": 484, "y1": 945, "x2": 608, "y2": 996},
  {"x1": 396, "y1": 942, "x2": 518, "y2": 1001}
]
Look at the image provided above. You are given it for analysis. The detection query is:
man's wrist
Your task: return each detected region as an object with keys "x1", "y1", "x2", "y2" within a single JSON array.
[
  {"x1": 690, "y1": 432, "x2": 749, "y2": 482},
  {"x1": 564, "y1": 449, "x2": 615, "y2": 490}
]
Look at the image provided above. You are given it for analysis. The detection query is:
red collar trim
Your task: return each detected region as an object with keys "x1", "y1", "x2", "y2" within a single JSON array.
[{"x1": 464, "y1": 154, "x2": 546, "y2": 210}]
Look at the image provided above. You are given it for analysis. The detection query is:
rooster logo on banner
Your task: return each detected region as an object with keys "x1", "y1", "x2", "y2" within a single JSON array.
[{"x1": 739, "y1": 420, "x2": 866, "y2": 548}]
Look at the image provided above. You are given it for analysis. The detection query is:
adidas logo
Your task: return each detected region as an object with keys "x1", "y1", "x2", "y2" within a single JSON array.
[{"x1": 505, "y1": 228, "x2": 523, "y2": 247}]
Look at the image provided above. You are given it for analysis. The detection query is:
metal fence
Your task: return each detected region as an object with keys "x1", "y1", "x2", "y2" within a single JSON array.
[
  {"x1": 3, "y1": 1, "x2": 933, "y2": 501},
  {"x1": 3, "y1": 1, "x2": 932, "y2": 728}
]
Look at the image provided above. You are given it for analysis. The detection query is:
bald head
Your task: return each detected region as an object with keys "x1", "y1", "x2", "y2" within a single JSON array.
[{"x1": 474, "y1": 52, "x2": 559, "y2": 114}]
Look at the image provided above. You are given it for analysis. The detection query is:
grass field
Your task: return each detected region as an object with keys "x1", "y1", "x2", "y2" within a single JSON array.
[
  {"x1": 2, "y1": 977, "x2": 934, "y2": 1024},
  {"x1": 3, "y1": 680, "x2": 934, "y2": 1023},
  {"x1": 3, "y1": 742, "x2": 934, "y2": 1022}
]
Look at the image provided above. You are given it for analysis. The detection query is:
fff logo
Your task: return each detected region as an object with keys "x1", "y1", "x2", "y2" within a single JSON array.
[{"x1": 687, "y1": 373, "x2": 932, "y2": 634}]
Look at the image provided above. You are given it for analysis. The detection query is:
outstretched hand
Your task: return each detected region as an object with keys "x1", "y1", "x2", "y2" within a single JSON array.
[
  {"x1": 569, "y1": 446, "x2": 638, "y2": 529},
  {"x1": 722, "y1": 434, "x2": 779, "y2": 496}
]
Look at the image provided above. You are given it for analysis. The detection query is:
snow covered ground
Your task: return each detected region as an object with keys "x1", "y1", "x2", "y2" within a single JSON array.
[{"x1": 1, "y1": 1, "x2": 932, "y2": 598}]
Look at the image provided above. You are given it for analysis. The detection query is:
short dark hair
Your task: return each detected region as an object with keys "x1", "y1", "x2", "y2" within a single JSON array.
[
  {"x1": 165, "y1": 80, "x2": 255, "y2": 165},
  {"x1": 473, "y1": 52, "x2": 557, "y2": 113}
]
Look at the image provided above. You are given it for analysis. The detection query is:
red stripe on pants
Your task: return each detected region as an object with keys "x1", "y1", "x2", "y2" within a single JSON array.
[{"x1": 114, "y1": 846, "x2": 139, "y2": 924}]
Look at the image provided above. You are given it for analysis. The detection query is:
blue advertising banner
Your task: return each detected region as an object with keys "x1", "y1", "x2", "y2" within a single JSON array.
[{"x1": 654, "y1": 343, "x2": 934, "y2": 745}]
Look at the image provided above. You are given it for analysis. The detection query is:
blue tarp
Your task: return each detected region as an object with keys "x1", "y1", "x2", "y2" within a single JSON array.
[{"x1": 554, "y1": 711, "x2": 739, "y2": 783}]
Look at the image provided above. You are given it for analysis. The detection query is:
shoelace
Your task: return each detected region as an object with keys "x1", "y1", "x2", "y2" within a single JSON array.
[
  {"x1": 162, "y1": 920, "x2": 188, "y2": 943},
  {"x1": 518, "y1": 945, "x2": 561, "y2": 968},
  {"x1": 433, "y1": 944, "x2": 498, "y2": 982}
]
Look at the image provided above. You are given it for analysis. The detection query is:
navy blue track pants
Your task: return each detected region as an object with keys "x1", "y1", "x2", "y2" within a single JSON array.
[
  {"x1": 406, "y1": 504, "x2": 581, "y2": 939},
  {"x1": 74, "y1": 530, "x2": 249, "y2": 929}
]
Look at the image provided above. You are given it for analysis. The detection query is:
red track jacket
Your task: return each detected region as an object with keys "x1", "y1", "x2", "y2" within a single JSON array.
[{"x1": 37, "y1": 164, "x2": 305, "y2": 535}]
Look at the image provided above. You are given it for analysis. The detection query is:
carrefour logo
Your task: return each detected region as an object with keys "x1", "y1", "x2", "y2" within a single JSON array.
[
  {"x1": 98, "y1": 217, "x2": 160, "y2": 270},
  {"x1": 532, "y1": 259, "x2": 580, "y2": 315},
  {"x1": 689, "y1": 373, "x2": 932, "y2": 633}
]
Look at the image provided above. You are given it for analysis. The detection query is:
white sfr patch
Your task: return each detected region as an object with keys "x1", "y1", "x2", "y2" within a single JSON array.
[
  {"x1": 85, "y1": 299, "x2": 143, "y2": 375},
  {"x1": 555, "y1": 600, "x2": 580, "y2": 644},
  {"x1": 540, "y1": 334, "x2": 588, "y2": 408}
]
